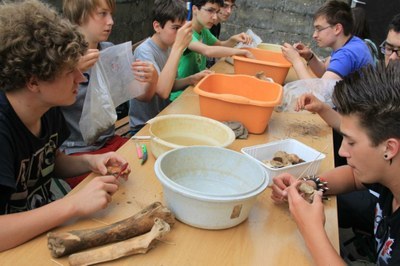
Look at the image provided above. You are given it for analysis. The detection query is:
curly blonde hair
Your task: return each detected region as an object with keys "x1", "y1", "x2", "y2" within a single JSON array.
[{"x1": 0, "y1": 0, "x2": 88, "y2": 92}]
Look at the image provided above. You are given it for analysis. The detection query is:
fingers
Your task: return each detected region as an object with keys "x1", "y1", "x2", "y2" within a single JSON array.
[
  {"x1": 78, "y1": 49, "x2": 100, "y2": 72},
  {"x1": 132, "y1": 60, "x2": 157, "y2": 82}
]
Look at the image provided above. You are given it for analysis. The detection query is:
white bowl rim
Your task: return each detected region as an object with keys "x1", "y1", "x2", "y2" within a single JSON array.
[{"x1": 154, "y1": 146, "x2": 270, "y2": 202}]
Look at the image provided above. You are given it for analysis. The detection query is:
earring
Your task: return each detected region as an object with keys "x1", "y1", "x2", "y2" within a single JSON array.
[{"x1": 384, "y1": 154, "x2": 388, "y2": 159}]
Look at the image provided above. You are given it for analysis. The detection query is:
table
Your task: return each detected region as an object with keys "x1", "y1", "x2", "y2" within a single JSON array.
[{"x1": 0, "y1": 59, "x2": 338, "y2": 266}]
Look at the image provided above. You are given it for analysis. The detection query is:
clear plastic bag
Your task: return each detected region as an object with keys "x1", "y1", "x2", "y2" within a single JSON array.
[
  {"x1": 79, "y1": 41, "x2": 147, "y2": 144},
  {"x1": 276, "y1": 78, "x2": 338, "y2": 113},
  {"x1": 235, "y1": 29, "x2": 262, "y2": 49}
]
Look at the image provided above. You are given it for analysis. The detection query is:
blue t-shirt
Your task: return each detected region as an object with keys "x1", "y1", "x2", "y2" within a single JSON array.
[{"x1": 327, "y1": 36, "x2": 373, "y2": 78}]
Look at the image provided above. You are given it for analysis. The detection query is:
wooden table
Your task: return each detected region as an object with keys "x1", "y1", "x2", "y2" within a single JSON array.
[{"x1": 0, "y1": 60, "x2": 338, "y2": 266}]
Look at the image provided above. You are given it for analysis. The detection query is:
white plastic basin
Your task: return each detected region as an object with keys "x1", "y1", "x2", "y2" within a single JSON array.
[{"x1": 154, "y1": 146, "x2": 269, "y2": 230}]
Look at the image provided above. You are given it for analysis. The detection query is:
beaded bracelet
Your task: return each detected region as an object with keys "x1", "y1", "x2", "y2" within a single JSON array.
[{"x1": 302, "y1": 175, "x2": 329, "y2": 194}]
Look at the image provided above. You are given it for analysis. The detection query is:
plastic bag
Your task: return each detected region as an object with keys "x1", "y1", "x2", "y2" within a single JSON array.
[
  {"x1": 276, "y1": 78, "x2": 338, "y2": 113},
  {"x1": 235, "y1": 29, "x2": 262, "y2": 49},
  {"x1": 79, "y1": 41, "x2": 147, "y2": 144}
]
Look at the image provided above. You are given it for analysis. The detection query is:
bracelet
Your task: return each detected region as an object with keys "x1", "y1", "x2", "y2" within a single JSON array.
[
  {"x1": 302, "y1": 175, "x2": 328, "y2": 194},
  {"x1": 306, "y1": 53, "x2": 314, "y2": 63}
]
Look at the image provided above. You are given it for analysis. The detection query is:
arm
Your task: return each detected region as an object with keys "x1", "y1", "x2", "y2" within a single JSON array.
[
  {"x1": 155, "y1": 22, "x2": 193, "y2": 99},
  {"x1": 0, "y1": 175, "x2": 120, "y2": 251},
  {"x1": 188, "y1": 41, "x2": 253, "y2": 59},
  {"x1": 54, "y1": 151, "x2": 130, "y2": 179},
  {"x1": 295, "y1": 93, "x2": 341, "y2": 131},
  {"x1": 173, "y1": 69, "x2": 214, "y2": 91},
  {"x1": 287, "y1": 182, "x2": 346, "y2": 266},
  {"x1": 215, "y1": 32, "x2": 252, "y2": 48}
]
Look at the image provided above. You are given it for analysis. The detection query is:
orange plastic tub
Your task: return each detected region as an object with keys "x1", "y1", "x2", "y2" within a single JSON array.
[
  {"x1": 232, "y1": 47, "x2": 292, "y2": 85},
  {"x1": 193, "y1": 73, "x2": 283, "y2": 134}
]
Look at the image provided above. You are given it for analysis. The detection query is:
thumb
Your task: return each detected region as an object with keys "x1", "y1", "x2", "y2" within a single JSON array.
[{"x1": 312, "y1": 190, "x2": 323, "y2": 204}]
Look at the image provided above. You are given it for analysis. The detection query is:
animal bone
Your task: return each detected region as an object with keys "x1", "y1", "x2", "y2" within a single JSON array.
[
  {"x1": 47, "y1": 202, "x2": 175, "y2": 258},
  {"x1": 68, "y1": 218, "x2": 170, "y2": 266}
]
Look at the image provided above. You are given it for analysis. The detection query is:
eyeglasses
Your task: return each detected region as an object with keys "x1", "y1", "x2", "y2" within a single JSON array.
[
  {"x1": 201, "y1": 7, "x2": 219, "y2": 16},
  {"x1": 380, "y1": 41, "x2": 400, "y2": 57},
  {"x1": 314, "y1": 25, "x2": 333, "y2": 33},
  {"x1": 223, "y1": 2, "x2": 237, "y2": 10}
]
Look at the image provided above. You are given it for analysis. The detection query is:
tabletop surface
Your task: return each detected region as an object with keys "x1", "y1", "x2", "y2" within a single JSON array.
[{"x1": 0, "y1": 59, "x2": 338, "y2": 266}]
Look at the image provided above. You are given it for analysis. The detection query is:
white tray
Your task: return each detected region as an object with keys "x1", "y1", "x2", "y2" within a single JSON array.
[{"x1": 241, "y1": 138, "x2": 326, "y2": 181}]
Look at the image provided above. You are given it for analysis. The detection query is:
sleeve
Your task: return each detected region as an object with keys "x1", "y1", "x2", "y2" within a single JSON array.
[
  {"x1": 133, "y1": 42, "x2": 161, "y2": 73},
  {"x1": 326, "y1": 50, "x2": 353, "y2": 78},
  {"x1": 203, "y1": 29, "x2": 218, "y2": 46}
]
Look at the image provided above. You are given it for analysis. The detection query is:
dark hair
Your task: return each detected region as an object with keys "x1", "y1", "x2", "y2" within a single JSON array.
[
  {"x1": 154, "y1": 0, "x2": 187, "y2": 28},
  {"x1": 352, "y1": 7, "x2": 370, "y2": 39},
  {"x1": 192, "y1": 0, "x2": 224, "y2": 9},
  {"x1": 0, "y1": 0, "x2": 88, "y2": 92},
  {"x1": 332, "y1": 61, "x2": 400, "y2": 146},
  {"x1": 314, "y1": 0, "x2": 353, "y2": 36},
  {"x1": 388, "y1": 13, "x2": 400, "y2": 33}
]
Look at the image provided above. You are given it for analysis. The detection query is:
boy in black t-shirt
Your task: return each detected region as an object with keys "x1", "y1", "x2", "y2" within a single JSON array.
[{"x1": 0, "y1": 0, "x2": 130, "y2": 252}]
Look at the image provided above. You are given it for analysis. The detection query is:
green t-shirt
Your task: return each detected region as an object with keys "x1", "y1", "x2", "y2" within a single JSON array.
[{"x1": 170, "y1": 28, "x2": 217, "y2": 101}]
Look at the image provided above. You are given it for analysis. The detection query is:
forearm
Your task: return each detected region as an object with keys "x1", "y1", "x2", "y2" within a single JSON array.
[
  {"x1": 173, "y1": 77, "x2": 193, "y2": 91},
  {"x1": 0, "y1": 198, "x2": 77, "y2": 251},
  {"x1": 156, "y1": 47, "x2": 183, "y2": 99},
  {"x1": 317, "y1": 104, "x2": 341, "y2": 131},
  {"x1": 201, "y1": 45, "x2": 244, "y2": 58},
  {"x1": 301, "y1": 223, "x2": 345, "y2": 266},
  {"x1": 54, "y1": 152, "x2": 91, "y2": 178},
  {"x1": 320, "y1": 165, "x2": 361, "y2": 195},
  {"x1": 308, "y1": 55, "x2": 326, "y2": 78},
  {"x1": 217, "y1": 38, "x2": 237, "y2": 48}
]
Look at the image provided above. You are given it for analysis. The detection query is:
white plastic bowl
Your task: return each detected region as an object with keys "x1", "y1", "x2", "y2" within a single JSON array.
[
  {"x1": 154, "y1": 146, "x2": 269, "y2": 230},
  {"x1": 148, "y1": 114, "x2": 236, "y2": 158},
  {"x1": 241, "y1": 138, "x2": 326, "y2": 182}
]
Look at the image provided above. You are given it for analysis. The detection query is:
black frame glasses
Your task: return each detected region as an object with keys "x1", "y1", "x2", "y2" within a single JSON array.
[{"x1": 380, "y1": 41, "x2": 400, "y2": 57}]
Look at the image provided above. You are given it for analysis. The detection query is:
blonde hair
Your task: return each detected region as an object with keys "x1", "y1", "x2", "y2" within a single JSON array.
[{"x1": 63, "y1": 0, "x2": 116, "y2": 25}]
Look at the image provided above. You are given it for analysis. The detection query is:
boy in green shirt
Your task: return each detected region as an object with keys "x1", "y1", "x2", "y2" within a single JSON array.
[{"x1": 172, "y1": 0, "x2": 253, "y2": 101}]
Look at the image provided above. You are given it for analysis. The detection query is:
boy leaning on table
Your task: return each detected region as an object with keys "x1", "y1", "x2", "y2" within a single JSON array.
[
  {"x1": 128, "y1": 0, "x2": 213, "y2": 135},
  {"x1": 60, "y1": 0, "x2": 157, "y2": 189},
  {"x1": 0, "y1": 0, "x2": 130, "y2": 252},
  {"x1": 271, "y1": 62, "x2": 400, "y2": 265},
  {"x1": 171, "y1": 0, "x2": 254, "y2": 101}
]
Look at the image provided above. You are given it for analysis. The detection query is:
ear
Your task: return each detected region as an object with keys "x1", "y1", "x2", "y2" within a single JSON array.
[
  {"x1": 384, "y1": 138, "x2": 400, "y2": 160},
  {"x1": 333, "y1": 23, "x2": 343, "y2": 36},
  {"x1": 26, "y1": 76, "x2": 40, "y2": 93},
  {"x1": 192, "y1": 5, "x2": 199, "y2": 17},
  {"x1": 153, "y1": 21, "x2": 161, "y2": 33}
]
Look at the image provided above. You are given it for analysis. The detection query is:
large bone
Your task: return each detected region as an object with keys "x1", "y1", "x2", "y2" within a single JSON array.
[
  {"x1": 47, "y1": 202, "x2": 175, "y2": 258},
  {"x1": 68, "y1": 218, "x2": 170, "y2": 266}
]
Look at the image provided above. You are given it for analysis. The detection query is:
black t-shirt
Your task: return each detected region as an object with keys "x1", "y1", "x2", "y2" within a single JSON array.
[
  {"x1": 210, "y1": 23, "x2": 221, "y2": 39},
  {"x1": 0, "y1": 92, "x2": 70, "y2": 214},
  {"x1": 365, "y1": 183, "x2": 400, "y2": 265}
]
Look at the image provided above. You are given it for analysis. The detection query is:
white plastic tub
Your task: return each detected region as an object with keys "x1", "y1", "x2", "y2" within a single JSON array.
[
  {"x1": 241, "y1": 139, "x2": 325, "y2": 181},
  {"x1": 154, "y1": 146, "x2": 269, "y2": 230}
]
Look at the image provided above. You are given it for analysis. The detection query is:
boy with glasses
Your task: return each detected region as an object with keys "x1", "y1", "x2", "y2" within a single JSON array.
[
  {"x1": 282, "y1": 0, "x2": 373, "y2": 80},
  {"x1": 171, "y1": 0, "x2": 253, "y2": 101},
  {"x1": 380, "y1": 14, "x2": 400, "y2": 65},
  {"x1": 210, "y1": 0, "x2": 237, "y2": 39}
]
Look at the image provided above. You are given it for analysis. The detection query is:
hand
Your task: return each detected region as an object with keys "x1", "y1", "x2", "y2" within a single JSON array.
[
  {"x1": 131, "y1": 60, "x2": 157, "y2": 84},
  {"x1": 295, "y1": 93, "x2": 324, "y2": 113},
  {"x1": 172, "y1": 21, "x2": 193, "y2": 51},
  {"x1": 243, "y1": 50, "x2": 255, "y2": 59},
  {"x1": 293, "y1": 42, "x2": 313, "y2": 61},
  {"x1": 231, "y1": 32, "x2": 252, "y2": 45},
  {"x1": 189, "y1": 69, "x2": 214, "y2": 85},
  {"x1": 287, "y1": 181, "x2": 326, "y2": 234},
  {"x1": 67, "y1": 175, "x2": 120, "y2": 216},
  {"x1": 78, "y1": 49, "x2": 100, "y2": 72},
  {"x1": 281, "y1": 43, "x2": 303, "y2": 64},
  {"x1": 270, "y1": 173, "x2": 297, "y2": 203},
  {"x1": 87, "y1": 152, "x2": 131, "y2": 180}
]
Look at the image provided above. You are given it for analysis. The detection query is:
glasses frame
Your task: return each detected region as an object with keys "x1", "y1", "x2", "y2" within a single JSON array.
[
  {"x1": 222, "y1": 2, "x2": 237, "y2": 10},
  {"x1": 201, "y1": 7, "x2": 219, "y2": 16},
  {"x1": 380, "y1": 41, "x2": 400, "y2": 57},
  {"x1": 314, "y1": 25, "x2": 333, "y2": 33}
]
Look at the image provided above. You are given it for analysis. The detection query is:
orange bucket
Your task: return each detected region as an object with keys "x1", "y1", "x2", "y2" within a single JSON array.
[
  {"x1": 193, "y1": 73, "x2": 283, "y2": 134},
  {"x1": 232, "y1": 47, "x2": 292, "y2": 85}
]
